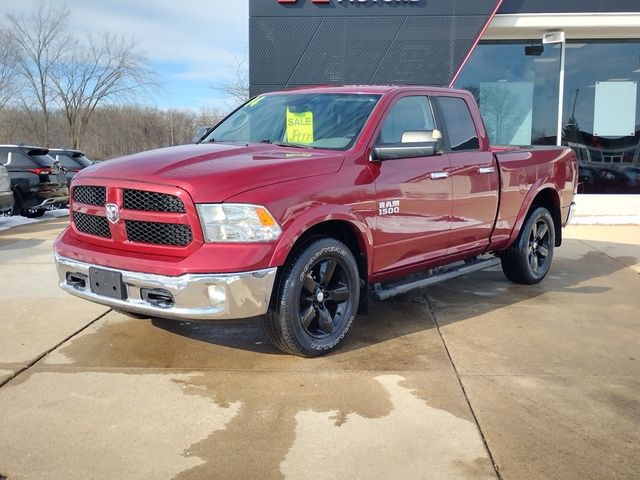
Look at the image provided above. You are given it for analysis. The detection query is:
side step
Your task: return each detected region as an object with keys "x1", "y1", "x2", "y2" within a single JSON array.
[{"x1": 372, "y1": 256, "x2": 501, "y2": 301}]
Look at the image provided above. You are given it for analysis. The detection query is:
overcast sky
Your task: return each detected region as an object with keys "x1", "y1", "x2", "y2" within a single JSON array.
[{"x1": 0, "y1": 0, "x2": 249, "y2": 111}]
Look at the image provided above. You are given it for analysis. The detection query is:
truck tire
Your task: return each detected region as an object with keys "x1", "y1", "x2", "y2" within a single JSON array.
[
  {"x1": 11, "y1": 190, "x2": 22, "y2": 217},
  {"x1": 22, "y1": 208, "x2": 47, "y2": 218},
  {"x1": 262, "y1": 238, "x2": 360, "y2": 357},
  {"x1": 501, "y1": 206, "x2": 555, "y2": 284}
]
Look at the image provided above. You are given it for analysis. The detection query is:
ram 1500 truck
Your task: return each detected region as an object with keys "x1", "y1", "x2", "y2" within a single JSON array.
[{"x1": 54, "y1": 86, "x2": 577, "y2": 357}]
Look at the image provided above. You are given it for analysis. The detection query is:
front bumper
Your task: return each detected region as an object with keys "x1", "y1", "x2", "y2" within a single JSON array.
[{"x1": 55, "y1": 254, "x2": 277, "y2": 320}]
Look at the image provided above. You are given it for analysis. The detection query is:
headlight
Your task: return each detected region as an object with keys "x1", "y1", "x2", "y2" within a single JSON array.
[{"x1": 196, "y1": 203, "x2": 282, "y2": 243}]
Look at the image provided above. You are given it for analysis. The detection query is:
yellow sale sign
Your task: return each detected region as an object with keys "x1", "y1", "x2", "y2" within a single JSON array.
[{"x1": 286, "y1": 109, "x2": 314, "y2": 144}]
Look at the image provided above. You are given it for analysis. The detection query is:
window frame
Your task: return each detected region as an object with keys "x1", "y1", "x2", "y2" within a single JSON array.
[
  {"x1": 374, "y1": 94, "x2": 440, "y2": 147},
  {"x1": 433, "y1": 95, "x2": 481, "y2": 153}
]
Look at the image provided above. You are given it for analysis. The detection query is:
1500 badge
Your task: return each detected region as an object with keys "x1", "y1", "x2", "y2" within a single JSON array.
[{"x1": 379, "y1": 200, "x2": 400, "y2": 215}]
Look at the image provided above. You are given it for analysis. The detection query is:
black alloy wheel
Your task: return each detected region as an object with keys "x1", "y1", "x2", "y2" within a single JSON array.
[
  {"x1": 501, "y1": 206, "x2": 556, "y2": 284},
  {"x1": 527, "y1": 216, "x2": 552, "y2": 276},
  {"x1": 262, "y1": 237, "x2": 360, "y2": 357},
  {"x1": 299, "y1": 256, "x2": 351, "y2": 339}
]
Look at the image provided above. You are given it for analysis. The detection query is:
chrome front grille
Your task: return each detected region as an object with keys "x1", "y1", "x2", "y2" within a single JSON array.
[
  {"x1": 73, "y1": 186, "x2": 106, "y2": 206},
  {"x1": 123, "y1": 189, "x2": 186, "y2": 213},
  {"x1": 74, "y1": 211, "x2": 111, "y2": 238},
  {"x1": 125, "y1": 220, "x2": 193, "y2": 246}
]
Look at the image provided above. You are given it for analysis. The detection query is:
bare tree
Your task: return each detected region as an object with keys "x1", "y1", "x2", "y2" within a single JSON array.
[
  {"x1": 0, "y1": 30, "x2": 17, "y2": 109},
  {"x1": 5, "y1": 0, "x2": 71, "y2": 144},
  {"x1": 214, "y1": 52, "x2": 249, "y2": 107},
  {"x1": 51, "y1": 32, "x2": 159, "y2": 149}
]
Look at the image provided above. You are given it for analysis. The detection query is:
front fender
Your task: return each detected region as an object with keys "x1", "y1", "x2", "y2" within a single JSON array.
[{"x1": 270, "y1": 204, "x2": 374, "y2": 274}]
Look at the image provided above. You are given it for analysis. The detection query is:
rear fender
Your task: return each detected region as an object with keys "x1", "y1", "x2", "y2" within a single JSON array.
[
  {"x1": 506, "y1": 179, "x2": 560, "y2": 248},
  {"x1": 270, "y1": 205, "x2": 373, "y2": 275}
]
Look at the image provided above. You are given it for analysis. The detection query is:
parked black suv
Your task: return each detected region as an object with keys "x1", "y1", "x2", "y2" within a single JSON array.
[
  {"x1": 0, "y1": 145, "x2": 69, "y2": 217},
  {"x1": 0, "y1": 164, "x2": 14, "y2": 214},
  {"x1": 48, "y1": 148, "x2": 94, "y2": 187}
]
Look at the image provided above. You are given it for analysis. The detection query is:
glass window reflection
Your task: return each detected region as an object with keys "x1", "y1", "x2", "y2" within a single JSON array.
[
  {"x1": 562, "y1": 40, "x2": 640, "y2": 194},
  {"x1": 454, "y1": 41, "x2": 561, "y2": 146}
]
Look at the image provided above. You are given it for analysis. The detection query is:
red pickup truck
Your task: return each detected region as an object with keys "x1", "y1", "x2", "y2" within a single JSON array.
[{"x1": 54, "y1": 86, "x2": 577, "y2": 356}]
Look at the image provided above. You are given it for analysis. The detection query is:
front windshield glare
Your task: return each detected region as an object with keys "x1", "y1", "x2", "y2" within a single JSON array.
[{"x1": 203, "y1": 93, "x2": 381, "y2": 150}]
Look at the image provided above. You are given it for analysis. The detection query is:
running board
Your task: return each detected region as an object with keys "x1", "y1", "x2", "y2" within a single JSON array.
[{"x1": 372, "y1": 256, "x2": 501, "y2": 301}]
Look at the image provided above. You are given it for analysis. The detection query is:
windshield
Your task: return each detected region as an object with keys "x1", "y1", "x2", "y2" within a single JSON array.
[{"x1": 203, "y1": 93, "x2": 381, "y2": 150}]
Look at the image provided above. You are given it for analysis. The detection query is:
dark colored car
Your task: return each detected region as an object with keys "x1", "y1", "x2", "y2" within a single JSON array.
[
  {"x1": 0, "y1": 145, "x2": 69, "y2": 217},
  {"x1": 0, "y1": 164, "x2": 13, "y2": 214},
  {"x1": 48, "y1": 149, "x2": 94, "y2": 187}
]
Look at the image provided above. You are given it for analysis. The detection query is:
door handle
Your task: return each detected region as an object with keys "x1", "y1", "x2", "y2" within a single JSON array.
[
  {"x1": 430, "y1": 172, "x2": 449, "y2": 180},
  {"x1": 478, "y1": 167, "x2": 495, "y2": 174}
]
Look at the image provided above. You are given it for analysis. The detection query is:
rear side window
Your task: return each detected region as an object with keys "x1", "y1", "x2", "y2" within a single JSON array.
[
  {"x1": 29, "y1": 154, "x2": 56, "y2": 167},
  {"x1": 75, "y1": 156, "x2": 92, "y2": 167},
  {"x1": 0, "y1": 150, "x2": 8, "y2": 165},
  {"x1": 55, "y1": 154, "x2": 81, "y2": 169},
  {"x1": 378, "y1": 96, "x2": 437, "y2": 144},
  {"x1": 8, "y1": 151, "x2": 39, "y2": 168},
  {"x1": 438, "y1": 97, "x2": 480, "y2": 152}
]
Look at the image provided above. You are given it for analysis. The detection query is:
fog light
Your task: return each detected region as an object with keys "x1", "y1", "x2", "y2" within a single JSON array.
[{"x1": 208, "y1": 285, "x2": 227, "y2": 306}]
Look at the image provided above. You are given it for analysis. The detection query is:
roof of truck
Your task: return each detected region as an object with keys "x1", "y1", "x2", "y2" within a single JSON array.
[{"x1": 262, "y1": 85, "x2": 462, "y2": 95}]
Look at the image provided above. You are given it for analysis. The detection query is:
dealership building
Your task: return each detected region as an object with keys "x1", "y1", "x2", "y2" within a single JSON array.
[{"x1": 249, "y1": 0, "x2": 640, "y2": 202}]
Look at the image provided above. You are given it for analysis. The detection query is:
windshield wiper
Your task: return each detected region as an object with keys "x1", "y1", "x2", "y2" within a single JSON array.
[{"x1": 260, "y1": 139, "x2": 311, "y2": 149}]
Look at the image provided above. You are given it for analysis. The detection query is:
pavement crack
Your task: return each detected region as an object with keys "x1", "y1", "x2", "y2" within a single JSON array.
[
  {"x1": 423, "y1": 291, "x2": 503, "y2": 480},
  {"x1": 0, "y1": 310, "x2": 111, "y2": 389}
]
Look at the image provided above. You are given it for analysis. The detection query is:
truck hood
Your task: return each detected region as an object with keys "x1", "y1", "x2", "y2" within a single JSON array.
[{"x1": 77, "y1": 143, "x2": 344, "y2": 202}]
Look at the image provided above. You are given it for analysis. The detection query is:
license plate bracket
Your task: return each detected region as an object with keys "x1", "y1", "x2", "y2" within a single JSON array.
[{"x1": 89, "y1": 267, "x2": 127, "y2": 300}]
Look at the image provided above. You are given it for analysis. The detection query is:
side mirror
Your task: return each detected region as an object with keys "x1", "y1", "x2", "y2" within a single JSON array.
[
  {"x1": 371, "y1": 130, "x2": 442, "y2": 161},
  {"x1": 371, "y1": 142, "x2": 439, "y2": 161},
  {"x1": 192, "y1": 126, "x2": 212, "y2": 143}
]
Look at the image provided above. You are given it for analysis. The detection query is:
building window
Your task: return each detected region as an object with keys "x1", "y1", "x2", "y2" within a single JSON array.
[
  {"x1": 562, "y1": 40, "x2": 640, "y2": 194},
  {"x1": 453, "y1": 41, "x2": 561, "y2": 146}
]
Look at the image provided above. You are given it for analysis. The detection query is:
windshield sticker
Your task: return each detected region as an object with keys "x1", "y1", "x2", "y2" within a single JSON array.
[
  {"x1": 286, "y1": 108, "x2": 314, "y2": 144},
  {"x1": 247, "y1": 96, "x2": 265, "y2": 108}
]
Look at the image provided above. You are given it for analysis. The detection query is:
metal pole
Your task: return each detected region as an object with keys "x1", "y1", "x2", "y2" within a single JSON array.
[{"x1": 556, "y1": 40, "x2": 566, "y2": 146}]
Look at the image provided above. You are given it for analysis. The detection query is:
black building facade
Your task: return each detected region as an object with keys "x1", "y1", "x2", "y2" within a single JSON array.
[{"x1": 250, "y1": 0, "x2": 640, "y2": 194}]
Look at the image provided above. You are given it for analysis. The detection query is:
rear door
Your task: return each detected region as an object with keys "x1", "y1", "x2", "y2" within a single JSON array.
[
  {"x1": 370, "y1": 94, "x2": 452, "y2": 274},
  {"x1": 435, "y1": 95, "x2": 499, "y2": 254}
]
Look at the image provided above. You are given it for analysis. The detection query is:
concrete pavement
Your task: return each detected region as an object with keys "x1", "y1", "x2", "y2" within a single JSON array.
[{"x1": 0, "y1": 219, "x2": 638, "y2": 479}]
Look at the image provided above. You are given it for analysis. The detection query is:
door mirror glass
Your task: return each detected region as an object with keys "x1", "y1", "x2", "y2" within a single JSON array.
[{"x1": 371, "y1": 141, "x2": 439, "y2": 161}]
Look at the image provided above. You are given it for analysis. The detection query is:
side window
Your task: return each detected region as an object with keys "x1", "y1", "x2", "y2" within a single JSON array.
[
  {"x1": 0, "y1": 150, "x2": 8, "y2": 165},
  {"x1": 438, "y1": 97, "x2": 480, "y2": 152},
  {"x1": 10, "y1": 151, "x2": 39, "y2": 168},
  {"x1": 378, "y1": 96, "x2": 436, "y2": 144}
]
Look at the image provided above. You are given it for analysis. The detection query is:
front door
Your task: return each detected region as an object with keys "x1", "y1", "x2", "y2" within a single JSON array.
[{"x1": 370, "y1": 95, "x2": 452, "y2": 275}]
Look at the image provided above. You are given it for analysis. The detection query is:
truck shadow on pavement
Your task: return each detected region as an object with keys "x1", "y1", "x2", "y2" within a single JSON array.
[
  {"x1": 54, "y1": 240, "x2": 637, "y2": 370},
  {"x1": 144, "y1": 244, "x2": 637, "y2": 360}
]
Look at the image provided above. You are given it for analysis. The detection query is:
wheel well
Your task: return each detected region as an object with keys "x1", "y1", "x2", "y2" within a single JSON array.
[
  {"x1": 531, "y1": 189, "x2": 562, "y2": 247},
  {"x1": 282, "y1": 220, "x2": 369, "y2": 314}
]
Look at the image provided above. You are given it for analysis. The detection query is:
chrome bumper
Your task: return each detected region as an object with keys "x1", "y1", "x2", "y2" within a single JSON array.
[
  {"x1": 34, "y1": 196, "x2": 68, "y2": 209},
  {"x1": 55, "y1": 255, "x2": 277, "y2": 320},
  {"x1": 564, "y1": 201, "x2": 576, "y2": 227}
]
